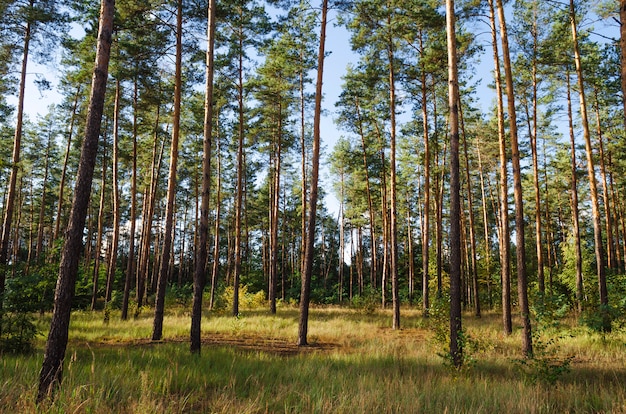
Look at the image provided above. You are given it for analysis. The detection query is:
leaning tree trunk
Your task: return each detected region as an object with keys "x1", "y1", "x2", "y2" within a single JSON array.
[
  {"x1": 37, "y1": 0, "x2": 115, "y2": 401},
  {"x1": 298, "y1": 0, "x2": 327, "y2": 346},
  {"x1": 152, "y1": 0, "x2": 182, "y2": 341}
]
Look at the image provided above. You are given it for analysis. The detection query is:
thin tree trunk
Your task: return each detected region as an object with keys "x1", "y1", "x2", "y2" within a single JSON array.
[
  {"x1": 446, "y1": 0, "x2": 463, "y2": 368},
  {"x1": 91, "y1": 142, "x2": 108, "y2": 311},
  {"x1": 566, "y1": 69, "x2": 584, "y2": 314},
  {"x1": 387, "y1": 12, "x2": 400, "y2": 330},
  {"x1": 298, "y1": 0, "x2": 327, "y2": 346},
  {"x1": 36, "y1": 127, "x2": 53, "y2": 261},
  {"x1": 105, "y1": 80, "x2": 122, "y2": 305},
  {"x1": 488, "y1": 0, "x2": 511, "y2": 336},
  {"x1": 0, "y1": 2, "x2": 32, "y2": 300},
  {"x1": 121, "y1": 76, "x2": 139, "y2": 320},
  {"x1": 421, "y1": 58, "x2": 431, "y2": 316},
  {"x1": 191, "y1": 0, "x2": 216, "y2": 352},
  {"x1": 152, "y1": 0, "x2": 182, "y2": 341},
  {"x1": 37, "y1": 0, "x2": 114, "y2": 401},
  {"x1": 569, "y1": 0, "x2": 610, "y2": 332},
  {"x1": 496, "y1": 0, "x2": 533, "y2": 357},
  {"x1": 54, "y1": 87, "x2": 81, "y2": 241}
]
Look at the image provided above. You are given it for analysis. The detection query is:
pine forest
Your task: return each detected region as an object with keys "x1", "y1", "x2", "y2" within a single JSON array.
[{"x1": 1, "y1": 0, "x2": 626, "y2": 412}]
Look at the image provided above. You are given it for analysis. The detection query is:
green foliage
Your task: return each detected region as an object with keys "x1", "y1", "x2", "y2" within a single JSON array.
[
  {"x1": 514, "y1": 333, "x2": 574, "y2": 385},
  {"x1": 0, "y1": 271, "x2": 46, "y2": 354},
  {"x1": 0, "y1": 311, "x2": 38, "y2": 354},
  {"x1": 350, "y1": 287, "x2": 380, "y2": 314},
  {"x1": 165, "y1": 284, "x2": 193, "y2": 308},
  {"x1": 428, "y1": 295, "x2": 477, "y2": 369},
  {"x1": 212, "y1": 285, "x2": 266, "y2": 313}
]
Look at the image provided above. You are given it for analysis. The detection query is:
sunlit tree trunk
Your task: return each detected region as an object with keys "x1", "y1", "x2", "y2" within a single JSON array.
[
  {"x1": 496, "y1": 0, "x2": 532, "y2": 356},
  {"x1": 569, "y1": 0, "x2": 609, "y2": 332},
  {"x1": 0, "y1": 2, "x2": 32, "y2": 300},
  {"x1": 387, "y1": 12, "x2": 400, "y2": 330},
  {"x1": 488, "y1": 0, "x2": 511, "y2": 335},
  {"x1": 298, "y1": 0, "x2": 327, "y2": 346},
  {"x1": 566, "y1": 69, "x2": 584, "y2": 313},
  {"x1": 446, "y1": 0, "x2": 462, "y2": 368}
]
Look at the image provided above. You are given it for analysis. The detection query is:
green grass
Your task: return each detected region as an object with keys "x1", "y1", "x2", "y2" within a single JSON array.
[{"x1": 1, "y1": 306, "x2": 626, "y2": 413}]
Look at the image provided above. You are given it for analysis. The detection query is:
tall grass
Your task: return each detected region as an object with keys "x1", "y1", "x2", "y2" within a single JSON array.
[{"x1": 1, "y1": 306, "x2": 625, "y2": 413}]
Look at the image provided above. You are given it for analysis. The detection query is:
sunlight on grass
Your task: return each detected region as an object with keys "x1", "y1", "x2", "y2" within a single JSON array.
[{"x1": 3, "y1": 306, "x2": 626, "y2": 413}]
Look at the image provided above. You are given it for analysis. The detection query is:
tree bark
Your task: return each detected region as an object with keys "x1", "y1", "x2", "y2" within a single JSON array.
[
  {"x1": 152, "y1": 0, "x2": 182, "y2": 341},
  {"x1": 487, "y1": 0, "x2": 511, "y2": 336},
  {"x1": 37, "y1": 0, "x2": 114, "y2": 401},
  {"x1": 191, "y1": 0, "x2": 217, "y2": 353},
  {"x1": 566, "y1": 69, "x2": 584, "y2": 313},
  {"x1": 569, "y1": 0, "x2": 610, "y2": 332},
  {"x1": 0, "y1": 1, "x2": 32, "y2": 300},
  {"x1": 105, "y1": 80, "x2": 122, "y2": 305},
  {"x1": 446, "y1": 0, "x2": 463, "y2": 368},
  {"x1": 298, "y1": 0, "x2": 327, "y2": 346},
  {"x1": 496, "y1": 0, "x2": 532, "y2": 356}
]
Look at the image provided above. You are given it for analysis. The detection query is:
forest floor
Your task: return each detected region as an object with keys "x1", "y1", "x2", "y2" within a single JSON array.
[{"x1": 2, "y1": 304, "x2": 626, "y2": 413}]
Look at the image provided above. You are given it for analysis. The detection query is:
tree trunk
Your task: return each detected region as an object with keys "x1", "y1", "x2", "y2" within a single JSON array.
[
  {"x1": 460, "y1": 102, "x2": 480, "y2": 317},
  {"x1": 191, "y1": 0, "x2": 216, "y2": 353},
  {"x1": 387, "y1": 13, "x2": 400, "y2": 330},
  {"x1": 121, "y1": 77, "x2": 139, "y2": 320},
  {"x1": 37, "y1": 0, "x2": 114, "y2": 401},
  {"x1": 488, "y1": 0, "x2": 511, "y2": 336},
  {"x1": 446, "y1": 0, "x2": 463, "y2": 368},
  {"x1": 619, "y1": 0, "x2": 626, "y2": 125},
  {"x1": 298, "y1": 0, "x2": 327, "y2": 346},
  {"x1": 496, "y1": 0, "x2": 533, "y2": 357},
  {"x1": 566, "y1": 69, "x2": 584, "y2": 313},
  {"x1": 569, "y1": 0, "x2": 610, "y2": 332},
  {"x1": 105, "y1": 80, "x2": 122, "y2": 305},
  {"x1": 421, "y1": 54, "x2": 431, "y2": 316},
  {"x1": 152, "y1": 0, "x2": 182, "y2": 341},
  {"x1": 0, "y1": 3, "x2": 32, "y2": 300},
  {"x1": 54, "y1": 87, "x2": 81, "y2": 241},
  {"x1": 91, "y1": 140, "x2": 108, "y2": 311},
  {"x1": 36, "y1": 127, "x2": 53, "y2": 261}
]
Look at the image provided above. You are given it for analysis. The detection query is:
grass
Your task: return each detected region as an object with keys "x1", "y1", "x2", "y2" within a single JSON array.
[{"x1": 1, "y1": 305, "x2": 626, "y2": 413}]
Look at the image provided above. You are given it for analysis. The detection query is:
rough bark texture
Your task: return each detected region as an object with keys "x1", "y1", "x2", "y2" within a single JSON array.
[
  {"x1": 446, "y1": 0, "x2": 463, "y2": 368},
  {"x1": 37, "y1": 0, "x2": 115, "y2": 401}
]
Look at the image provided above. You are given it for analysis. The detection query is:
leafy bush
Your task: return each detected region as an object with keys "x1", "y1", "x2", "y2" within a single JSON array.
[
  {"x1": 514, "y1": 333, "x2": 574, "y2": 385},
  {"x1": 212, "y1": 285, "x2": 266, "y2": 313},
  {"x1": 350, "y1": 287, "x2": 380, "y2": 314},
  {"x1": 0, "y1": 311, "x2": 38, "y2": 354}
]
